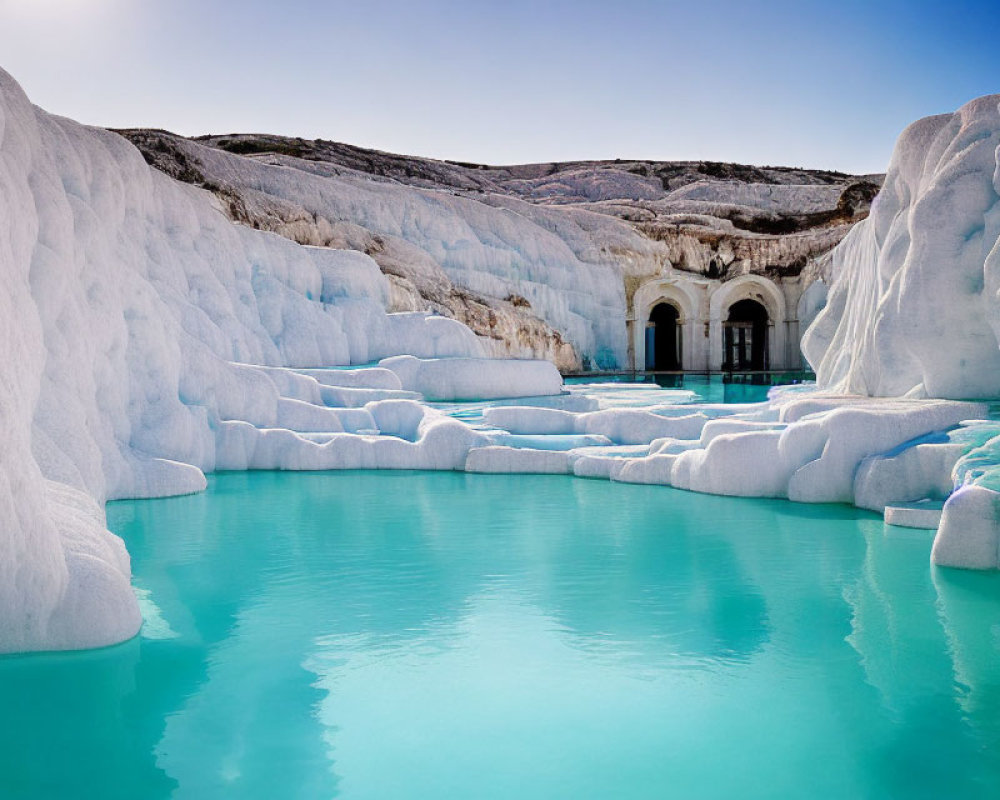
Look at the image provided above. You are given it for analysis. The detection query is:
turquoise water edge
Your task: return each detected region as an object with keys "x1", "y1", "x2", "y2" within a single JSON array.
[{"x1": 2, "y1": 471, "x2": 1000, "y2": 799}]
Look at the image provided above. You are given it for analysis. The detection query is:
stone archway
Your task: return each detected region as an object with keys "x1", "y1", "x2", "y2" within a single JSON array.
[
  {"x1": 709, "y1": 276, "x2": 788, "y2": 371},
  {"x1": 723, "y1": 298, "x2": 769, "y2": 370},
  {"x1": 631, "y1": 279, "x2": 702, "y2": 372},
  {"x1": 646, "y1": 302, "x2": 682, "y2": 370}
]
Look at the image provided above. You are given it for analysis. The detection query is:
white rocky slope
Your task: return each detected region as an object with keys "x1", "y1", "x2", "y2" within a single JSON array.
[
  {"x1": 119, "y1": 131, "x2": 880, "y2": 369},
  {"x1": 121, "y1": 133, "x2": 632, "y2": 370},
  {"x1": 0, "y1": 68, "x2": 508, "y2": 653},
  {"x1": 803, "y1": 95, "x2": 1000, "y2": 400},
  {"x1": 3, "y1": 64, "x2": 997, "y2": 658},
  {"x1": 802, "y1": 94, "x2": 1000, "y2": 568}
]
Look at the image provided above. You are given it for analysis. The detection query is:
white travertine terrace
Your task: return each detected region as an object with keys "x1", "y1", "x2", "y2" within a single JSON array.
[{"x1": 3, "y1": 67, "x2": 1000, "y2": 655}]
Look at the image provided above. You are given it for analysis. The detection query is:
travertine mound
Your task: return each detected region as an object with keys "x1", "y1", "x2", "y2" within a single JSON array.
[{"x1": 117, "y1": 129, "x2": 880, "y2": 370}]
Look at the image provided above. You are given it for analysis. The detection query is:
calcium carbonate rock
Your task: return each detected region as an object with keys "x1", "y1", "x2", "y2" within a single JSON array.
[
  {"x1": 803, "y1": 95, "x2": 1000, "y2": 399},
  {"x1": 883, "y1": 500, "x2": 944, "y2": 530},
  {"x1": 853, "y1": 439, "x2": 959, "y2": 513},
  {"x1": 8, "y1": 56, "x2": 1000, "y2": 661},
  {"x1": 0, "y1": 67, "x2": 490, "y2": 653},
  {"x1": 379, "y1": 355, "x2": 563, "y2": 401},
  {"x1": 932, "y1": 487, "x2": 1000, "y2": 569},
  {"x1": 481, "y1": 405, "x2": 710, "y2": 444},
  {"x1": 465, "y1": 446, "x2": 571, "y2": 474},
  {"x1": 482, "y1": 390, "x2": 988, "y2": 509},
  {"x1": 118, "y1": 128, "x2": 881, "y2": 371},
  {"x1": 798, "y1": 94, "x2": 1000, "y2": 567}
]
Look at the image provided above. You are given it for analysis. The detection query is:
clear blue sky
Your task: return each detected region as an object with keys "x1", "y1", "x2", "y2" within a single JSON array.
[{"x1": 1, "y1": 0, "x2": 997, "y2": 173}]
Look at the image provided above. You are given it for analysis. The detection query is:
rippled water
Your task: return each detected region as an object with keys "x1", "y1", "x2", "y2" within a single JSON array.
[{"x1": 3, "y1": 471, "x2": 1000, "y2": 799}]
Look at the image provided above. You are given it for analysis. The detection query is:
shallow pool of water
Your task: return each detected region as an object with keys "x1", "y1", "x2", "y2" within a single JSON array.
[
  {"x1": 3, "y1": 471, "x2": 1000, "y2": 799},
  {"x1": 571, "y1": 373, "x2": 817, "y2": 404}
]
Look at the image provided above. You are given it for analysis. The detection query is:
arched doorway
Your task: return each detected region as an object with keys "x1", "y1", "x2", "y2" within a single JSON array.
[
  {"x1": 645, "y1": 302, "x2": 682, "y2": 371},
  {"x1": 723, "y1": 299, "x2": 769, "y2": 370}
]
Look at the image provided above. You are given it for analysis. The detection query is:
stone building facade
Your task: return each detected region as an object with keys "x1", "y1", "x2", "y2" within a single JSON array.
[{"x1": 627, "y1": 273, "x2": 828, "y2": 372}]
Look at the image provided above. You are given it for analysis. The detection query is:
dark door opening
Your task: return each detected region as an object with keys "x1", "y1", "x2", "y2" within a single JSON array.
[
  {"x1": 723, "y1": 299, "x2": 769, "y2": 370},
  {"x1": 645, "y1": 303, "x2": 682, "y2": 371}
]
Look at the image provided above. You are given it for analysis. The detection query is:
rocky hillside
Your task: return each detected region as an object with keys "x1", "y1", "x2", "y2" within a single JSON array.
[{"x1": 117, "y1": 129, "x2": 882, "y2": 370}]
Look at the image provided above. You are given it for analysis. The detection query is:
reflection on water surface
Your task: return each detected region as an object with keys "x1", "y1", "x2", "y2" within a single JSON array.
[{"x1": 2, "y1": 471, "x2": 999, "y2": 799}]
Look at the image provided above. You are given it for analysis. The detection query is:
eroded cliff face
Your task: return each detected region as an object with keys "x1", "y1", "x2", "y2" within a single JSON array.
[
  {"x1": 118, "y1": 129, "x2": 881, "y2": 370},
  {"x1": 804, "y1": 95, "x2": 1000, "y2": 400},
  {"x1": 223, "y1": 187, "x2": 583, "y2": 369},
  {"x1": 213, "y1": 187, "x2": 581, "y2": 370}
]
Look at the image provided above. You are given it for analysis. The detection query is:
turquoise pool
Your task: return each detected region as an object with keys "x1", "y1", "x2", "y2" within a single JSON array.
[
  {"x1": 3, "y1": 471, "x2": 1000, "y2": 798},
  {"x1": 563, "y1": 373, "x2": 811, "y2": 404}
]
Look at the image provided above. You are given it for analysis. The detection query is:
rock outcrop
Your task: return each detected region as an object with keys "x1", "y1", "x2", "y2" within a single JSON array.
[
  {"x1": 0, "y1": 68, "x2": 486, "y2": 653},
  {"x1": 118, "y1": 130, "x2": 881, "y2": 370},
  {"x1": 805, "y1": 95, "x2": 1000, "y2": 400}
]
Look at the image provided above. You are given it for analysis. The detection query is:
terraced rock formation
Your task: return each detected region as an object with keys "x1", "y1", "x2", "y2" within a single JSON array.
[{"x1": 118, "y1": 129, "x2": 881, "y2": 371}]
